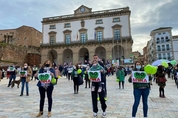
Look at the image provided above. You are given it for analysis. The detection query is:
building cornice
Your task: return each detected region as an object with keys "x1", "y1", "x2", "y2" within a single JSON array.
[
  {"x1": 40, "y1": 36, "x2": 133, "y2": 48},
  {"x1": 42, "y1": 7, "x2": 130, "y2": 24}
]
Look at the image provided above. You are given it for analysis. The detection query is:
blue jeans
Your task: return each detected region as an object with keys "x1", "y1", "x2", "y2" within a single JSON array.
[
  {"x1": 20, "y1": 78, "x2": 29, "y2": 94},
  {"x1": 132, "y1": 88, "x2": 150, "y2": 117},
  {"x1": 8, "y1": 75, "x2": 16, "y2": 87}
]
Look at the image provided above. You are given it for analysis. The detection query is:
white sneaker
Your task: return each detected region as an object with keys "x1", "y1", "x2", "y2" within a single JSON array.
[
  {"x1": 102, "y1": 112, "x2": 106, "y2": 118},
  {"x1": 93, "y1": 112, "x2": 97, "y2": 118}
]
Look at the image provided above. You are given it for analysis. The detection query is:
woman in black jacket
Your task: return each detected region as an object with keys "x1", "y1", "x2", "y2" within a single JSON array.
[{"x1": 156, "y1": 65, "x2": 167, "y2": 98}]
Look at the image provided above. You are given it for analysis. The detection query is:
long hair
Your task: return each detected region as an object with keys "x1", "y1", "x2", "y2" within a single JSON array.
[
  {"x1": 41, "y1": 60, "x2": 52, "y2": 68},
  {"x1": 134, "y1": 61, "x2": 143, "y2": 71}
]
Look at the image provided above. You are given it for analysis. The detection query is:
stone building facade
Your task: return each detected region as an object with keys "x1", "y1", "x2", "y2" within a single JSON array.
[
  {"x1": 0, "y1": 25, "x2": 42, "y2": 66},
  {"x1": 0, "y1": 25, "x2": 42, "y2": 47},
  {"x1": 41, "y1": 5, "x2": 133, "y2": 64}
]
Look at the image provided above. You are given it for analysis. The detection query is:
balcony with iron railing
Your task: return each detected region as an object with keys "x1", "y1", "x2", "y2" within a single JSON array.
[{"x1": 41, "y1": 36, "x2": 132, "y2": 47}]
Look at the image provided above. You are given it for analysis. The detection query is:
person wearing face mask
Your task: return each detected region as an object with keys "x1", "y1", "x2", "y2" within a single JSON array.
[
  {"x1": 7, "y1": 65, "x2": 17, "y2": 87},
  {"x1": 156, "y1": 65, "x2": 167, "y2": 98},
  {"x1": 116, "y1": 66, "x2": 125, "y2": 89},
  {"x1": 89, "y1": 59, "x2": 107, "y2": 118},
  {"x1": 36, "y1": 60, "x2": 56, "y2": 117},
  {"x1": 20, "y1": 63, "x2": 32, "y2": 96},
  {"x1": 128, "y1": 61, "x2": 150, "y2": 118},
  {"x1": 71, "y1": 64, "x2": 80, "y2": 94}
]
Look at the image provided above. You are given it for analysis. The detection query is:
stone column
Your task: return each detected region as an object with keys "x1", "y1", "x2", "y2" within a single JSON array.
[
  {"x1": 89, "y1": 51, "x2": 95, "y2": 61},
  {"x1": 106, "y1": 50, "x2": 112, "y2": 60},
  {"x1": 41, "y1": 54, "x2": 48, "y2": 64},
  {"x1": 58, "y1": 52, "x2": 63, "y2": 64},
  {"x1": 73, "y1": 52, "x2": 79, "y2": 64}
]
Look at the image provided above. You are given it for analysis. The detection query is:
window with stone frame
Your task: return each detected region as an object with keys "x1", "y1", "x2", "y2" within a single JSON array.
[
  {"x1": 97, "y1": 31, "x2": 103, "y2": 41},
  {"x1": 112, "y1": 24, "x2": 122, "y2": 40},
  {"x1": 158, "y1": 53, "x2": 162, "y2": 59},
  {"x1": 161, "y1": 37, "x2": 164, "y2": 43},
  {"x1": 79, "y1": 28, "x2": 88, "y2": 43},
  {"x1": 167, "y1": 53, "x2": 171, "y2": 60},
  {"x1": 114, "y1": 29, "x2": 120, "y2": 40},
  {"x1": 163, "y1": 53, "x2": 166, "y2": 59},
  {"x1": 63, "y1": 30, "x2": 72, "y2": 44},
  {"x1": 157, "y1": 45, "x2": 161, "y2": 51},
  {"x1": 48, "y1": 31, "x2": 57, "y2": 45},
  {"x1": 157, "y1": 38, "x2": 160, "y2": 43},
  {"x1": 95, "y1": 26, "x2": 104, "y2": 41},
  {"x1": 64, "y1": 23, "x2": 71, "y2": 28},
  {"x1": 49, "y1": 36, "x2": 55, "y2": 45},
  {"x1": 49, "y1": 25, "x2": 56, "y2": 29},
  {"x1": 166, "y1": 44, "x2": 170, "y2": 50},
  {"x1": 113, "y1": 17, "x2": 120, "y2": 22},
  {"x1": 96, "y1": 19, "x2": 103, "y2": 24},
  {"x1": 65, "y1": 34, "x2": 71, "y2": 44},
  {"x1": 80, "y1": 33, "x2": 87, "y2": 43},
  {"x1": 162, "y1": 45, "x2": 165, "y2": 51}
]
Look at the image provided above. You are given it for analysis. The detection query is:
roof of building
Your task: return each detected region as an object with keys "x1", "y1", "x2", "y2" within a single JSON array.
[
  {"x1": 173, "y1": 35, "x2": 178, "y2": 39},
  {"x1": 0, "y1": 25, "x2": 41, "y2": 33},
  {"x1": 16, "y1": 25, "x2": 41, "y2": 33},
  {"x1": 152, "y1": 27, "x2": 172, "y2": 32},
  {"x1": 0, "y1": 28, "x2": 16, "y2": 31}
]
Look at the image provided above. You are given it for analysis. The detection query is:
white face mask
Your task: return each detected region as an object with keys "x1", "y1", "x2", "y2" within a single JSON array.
[{"x1": 24, "y1": 66, "x2": 27, "y2": 68}]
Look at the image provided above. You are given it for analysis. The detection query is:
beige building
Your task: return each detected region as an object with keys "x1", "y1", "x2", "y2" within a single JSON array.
[
  {"x1": 143, "y1": 46, "x2": 148, "y2": 65},
  {"x1": 41, "y1": 5, "x2": 133, "y2": 64},
  {"x1": 146, "y1": 27, "x2": 173, "y2": 64},
  {"x1": 0, "y1": 25, "x2": 42, "y2": 47}
]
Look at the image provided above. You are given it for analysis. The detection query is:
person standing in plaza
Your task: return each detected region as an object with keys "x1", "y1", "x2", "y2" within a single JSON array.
[
  {"x1": 67, "y1": 62, "x2": 73, "y2": 81},
  {"x1": 0, "y1": 68, "x2": 2, "y2": 81},
  {"x1": 89, "y1": 59, "x2": 107, "y2": 118},
  {"x1": 84, "y1": 65, "x2": 90, "y2": 88},
  {"x1": 31, "y1": 65, "x2": 38, "y2": 80},
  {"x1": 36, "y1": 60, "x2": 56, "y2": 117},
  {"x1": 156, "y1": 65, "x2": 167, "y2": 98},
  {"x1": 54, "y1": 66, "x2": 60, "y2": 84},
  {"x1": 128, "y1": 61, "x2": 150, "y2": 118},
  {"x1": 20, "y1": 63, "x2": 32, "y2": 96},
  {"x1": 116, "y1": 66, "x2": 125, "y2": 89},
  {"x1": 58, "y1": 63, "x2": 63, "y2": 77},
  {"x1": 7, "y1": 65, "x2": 17, "y2": 87},
  {"x1": 71, "y1": 64, "x2": 81, "y2": 94},
  {"x1": 93, "y1": 55, "x2": 107, "y2": 100}
]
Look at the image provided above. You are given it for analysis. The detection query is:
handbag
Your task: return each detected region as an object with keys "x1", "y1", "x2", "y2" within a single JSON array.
[
  {"x1": 78, "y1": 75, "x2": 84, "y2": 85},
  {"x1": 51, "y1": 77, "x2": 56, "y2": 84},
  {"x1": 159, "y1": 77, "x2": 167, "y2": 82}
]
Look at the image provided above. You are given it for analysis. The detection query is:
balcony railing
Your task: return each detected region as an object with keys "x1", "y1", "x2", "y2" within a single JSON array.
[{"x1": 41, "y1": 37, "x2": 132, "y2": 47}]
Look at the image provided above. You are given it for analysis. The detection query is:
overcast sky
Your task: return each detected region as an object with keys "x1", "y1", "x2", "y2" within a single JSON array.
[{"x1": 0, "y1": 0, "x2": 178, "y2": 54}]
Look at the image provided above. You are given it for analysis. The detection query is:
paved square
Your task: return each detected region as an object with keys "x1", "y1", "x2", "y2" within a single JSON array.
[{"x1": 0, "y1": 75, "x2": 178, "y2": 118}]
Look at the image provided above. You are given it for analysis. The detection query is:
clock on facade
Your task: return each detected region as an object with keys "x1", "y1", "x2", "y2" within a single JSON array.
[{"x1": 80, "y1": 7, "x2": 85, "y2": 13}]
